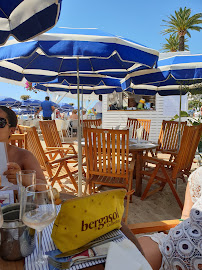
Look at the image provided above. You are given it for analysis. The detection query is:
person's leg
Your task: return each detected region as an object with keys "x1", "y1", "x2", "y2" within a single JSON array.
[{"x1": 138, "y1": 236, "x2": 162, "y2": 270}]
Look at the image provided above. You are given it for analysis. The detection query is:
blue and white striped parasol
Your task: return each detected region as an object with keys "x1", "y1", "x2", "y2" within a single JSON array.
[
  {"x1": 121, "y1": 54, "x2": 202, "y2": 92},
  {"x1": 0, "y1": 27, "x2": 159, "y2": 82},
  {"x1": 34, "y1": 74, "x2": 123, "y2": 95},
  {"x1": 121, "y1": 54, "x2": 202, "y2": 146},
  {"x1": 0, "y1": 0, "x2": 62, "y2": 45},
  {"x1": 0, "y1": 97, "x2": 21, "y2": 106}
]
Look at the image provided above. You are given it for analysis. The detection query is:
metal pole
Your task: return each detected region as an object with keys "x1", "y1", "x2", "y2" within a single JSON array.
[
  {"x1": 81, "y1": 86, "x2": 84, "y2": 137},
  {"x1": 177, "y1": 86, "x2": 182, "y2": 150},
  {"x1": 77, "y1": 57, "x2": 83, "y2": 197}
]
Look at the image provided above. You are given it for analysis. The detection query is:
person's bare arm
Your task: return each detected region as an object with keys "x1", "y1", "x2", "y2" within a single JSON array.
[
  {"x1": 181, "y1": 182, "x2": 193, "y2": 220},
  {"x1": 51, "y1": 105, "x2": 55, "y2": 112},
  {"x1": 121, "y1": 222, "x2": 145, "y2": 256},
  {"x1": 22, "y1": 150, "x2": 46, "y2": 181},
  {"x1": 4, "y1": 148, "x2": 45, "y2": 186}
]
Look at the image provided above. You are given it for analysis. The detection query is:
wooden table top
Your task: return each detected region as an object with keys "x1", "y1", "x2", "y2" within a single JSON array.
[{"x1": 75, "y1": 138, "x2": 158, "y2": 152}]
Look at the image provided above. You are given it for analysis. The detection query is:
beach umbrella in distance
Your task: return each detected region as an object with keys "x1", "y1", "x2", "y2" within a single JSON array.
[
  {"x1": 22, "y1": 99, "x2": 41, "y2": 107},
  {"x1": 0, "y1": 97, "x2": 21, "y2": 106},
  {"x1": 0, "y1": 27, "x2": 159, "y2": 197},
  {"x1": 0, "y1": 0, "x2": 62, "y2": 45},
  {"x1": 60, "y1": 103, "x2": 74, "y2": 110}
]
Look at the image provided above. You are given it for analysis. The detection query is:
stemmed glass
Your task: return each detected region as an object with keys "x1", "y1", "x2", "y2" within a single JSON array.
[{"x1": 22, "y1": 184, "x2": 56, "y2": 266}]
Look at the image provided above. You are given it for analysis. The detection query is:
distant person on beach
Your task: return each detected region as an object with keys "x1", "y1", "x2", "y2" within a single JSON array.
[
  {"x1": 81, "y1": 109, "x2": 87, "y2": 120},
  {"x1": 69, "y1": 109, "x2": 78, "y2": 120},
  {"x1": 0, "y1": 106, "x2": 45, "y2": 187},
  {"x1": 37, "y1": 96, "x2": 55, "y2": 120},
  {"x1": 92, "y1": 95, "x2": 102, "y2": 119},
  {"x1": 138, "y1": 166, "x2": 202, "y2": 270}
]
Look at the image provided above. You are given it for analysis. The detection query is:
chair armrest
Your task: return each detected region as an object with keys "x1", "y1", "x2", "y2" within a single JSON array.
[
  {"x1": 61, "y1": 142, "x2": 74, "y2": 145},
  {"x1": 157, "y1": 149, "x2": 178, "y2": 156},
  {"x1": 128, "y1": 219, "x2": 180, "y2": 234},
  {"x1": 46, "y1": 147, "x2": 75, "y2": 150},
  {"x1": 142, "y1": 156, "x2": 176, "y2": 167},
  {"x1": 44, "y1": 149, "x2": 63, "y2": 154},
  {"x1": 48, "y1": 154, "x2": 78, "y2": 164}
]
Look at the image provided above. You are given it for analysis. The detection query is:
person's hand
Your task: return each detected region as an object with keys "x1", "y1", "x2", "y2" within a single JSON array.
[{"x1": 3, "y1": 162, "x2": 21, "y2": 185}]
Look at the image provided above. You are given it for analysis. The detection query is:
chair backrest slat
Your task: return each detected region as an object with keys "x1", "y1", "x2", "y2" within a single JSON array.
[
  {"x1": 173, "y1": 124, "x2": 202, "y2": 176},
  {"x1": 84, "y1": 128, "x2": 129, "y2": 178},
  {"x1": 158, "y1": 120, "x2": 187, "y2": 151},
  {"x1": 127, "y1": 118, "x2": 151, "y2": 140},
  {"x1": 18, "y1": 125, "x2": 49, "y2": 170},
  {"x1": 82, "y1": 119, "x2": 102, "y2": 128}
]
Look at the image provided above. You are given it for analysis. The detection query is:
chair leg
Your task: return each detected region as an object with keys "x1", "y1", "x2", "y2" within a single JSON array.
[
  {"x1": 161, "y1": 167, "x2": 183, "y2": 210},
  {"x1": 141, "y1": 164, "x2": 160, "y2": 200}
]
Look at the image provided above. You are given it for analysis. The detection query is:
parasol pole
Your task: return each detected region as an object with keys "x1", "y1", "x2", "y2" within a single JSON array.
[
  {"x1": 177, "y1": 85, "x2": 182, "y2": 150},
  {"x1": 77, "y1": 57, "x2": 83, "y2": 197}
]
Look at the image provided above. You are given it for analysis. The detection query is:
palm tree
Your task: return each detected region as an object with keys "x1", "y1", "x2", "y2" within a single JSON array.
[
  {"x1": 162, "y1": 34, "x2": 189, "y2": 52},
  {"x1": 162, "y1": 7, "x2": 202, "y2": 51}
]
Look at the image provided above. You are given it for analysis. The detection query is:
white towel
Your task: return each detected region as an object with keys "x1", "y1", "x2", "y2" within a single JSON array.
[{"x1": 105, "y1": 239, "x2": 152, "y2": 270}]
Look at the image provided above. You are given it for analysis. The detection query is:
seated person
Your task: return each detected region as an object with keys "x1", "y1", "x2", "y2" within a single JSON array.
[
  {"x1": 0, "y1": 106, "x2": 45, "y2": 187},
  {"x1": 69, "y1": 109, "x2": 78, "y2": 120},
  {"x1": 138, "y1": 166, "x2": 202, "y2": 270}
]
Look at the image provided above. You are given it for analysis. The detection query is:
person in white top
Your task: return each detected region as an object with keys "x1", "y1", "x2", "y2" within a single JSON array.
[
  {"x1": 81, "y1": 109, "x2": 88, "y2": 120},
  {"x1": 92, "y1": 95, "x2": 102, "y2": 120},
  {"x1": 138, "y1": 166, "x2": 202, "y2": 270}
]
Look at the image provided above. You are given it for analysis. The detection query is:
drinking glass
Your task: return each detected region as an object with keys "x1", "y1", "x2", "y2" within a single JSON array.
[
  {"x1": 16, "y1": 170, "x2": 36, "y2": 189},
  {"x1": 0, "y1": 206, "x2": 3, "y2": 228},
  {"x1": 16, "y1": 170, "x2": 36, "y2": 220},
  {"x1": 22, "y1": 184, "x2": 56, "y2": 266}
]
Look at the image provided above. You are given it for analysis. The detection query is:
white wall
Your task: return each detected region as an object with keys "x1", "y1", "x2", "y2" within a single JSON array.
[{"x1": 102, "y1": 94, "x2": 188, "y2": 142}]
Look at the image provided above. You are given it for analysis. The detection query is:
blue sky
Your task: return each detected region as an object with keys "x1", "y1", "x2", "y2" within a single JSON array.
[{"x1": 0, "y1": 0, "x2": 201, "y2": 104}]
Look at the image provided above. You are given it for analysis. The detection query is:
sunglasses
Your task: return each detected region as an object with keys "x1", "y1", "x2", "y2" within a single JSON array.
[{"x1": 0, "y1": 117, "x2": 10, "y2": 128}]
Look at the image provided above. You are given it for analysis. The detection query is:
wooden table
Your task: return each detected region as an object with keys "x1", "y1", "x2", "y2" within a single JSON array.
[
  {"x1": 0, "y1": 194, "x2": 142, "y2": 270},
  {"x1": 129, "y1": 139, "x2": 158, "y2": 196}
]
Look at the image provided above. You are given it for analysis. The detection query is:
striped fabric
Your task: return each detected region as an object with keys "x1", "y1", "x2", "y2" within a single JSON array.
[
  {"x1": 25, "y1": 205, "x2": 125, "y2": 270},
  {"x1": 0, "y1": 27, "x2": 159, "y2": 82},
  {"x1": 34, "y1": 75, "x2": 123, "y2": 95},
  {"x1": 0, "y1": 0, "x2": 62, "y2": 45},
  {"x1": 121, "y1": 54, "x2": 202, "y2": 95}
]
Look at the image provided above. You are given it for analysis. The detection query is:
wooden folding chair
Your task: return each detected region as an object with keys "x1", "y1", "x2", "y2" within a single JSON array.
[
  {"x1": 140, "y1": 124, "x2": 202, "y2": 210},
  {"x1": 39, "y1": 120, "x2": 77, "y2": 159},
  {"x1": 127, "y1": 118, "x2": 151, "y2": 140},
  {"x1": 84, "y1": 128, "x2": 135, "y2": 223},
  {"x1": 82, "y1": 119, "x2": 102, "y2": 128},
  {"x1": 18, "y1": 125, "x2": 85, "y2": 193}
]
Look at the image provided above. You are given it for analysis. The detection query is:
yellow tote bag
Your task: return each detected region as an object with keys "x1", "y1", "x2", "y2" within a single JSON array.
[{"x1": 51, "y1": 189, "x2": 126, "y2": 252}]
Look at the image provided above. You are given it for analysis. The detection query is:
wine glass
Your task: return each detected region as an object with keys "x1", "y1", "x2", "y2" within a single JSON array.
[{"x1": 22, "y1": 184, "x2": 56, "y2": 266}]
